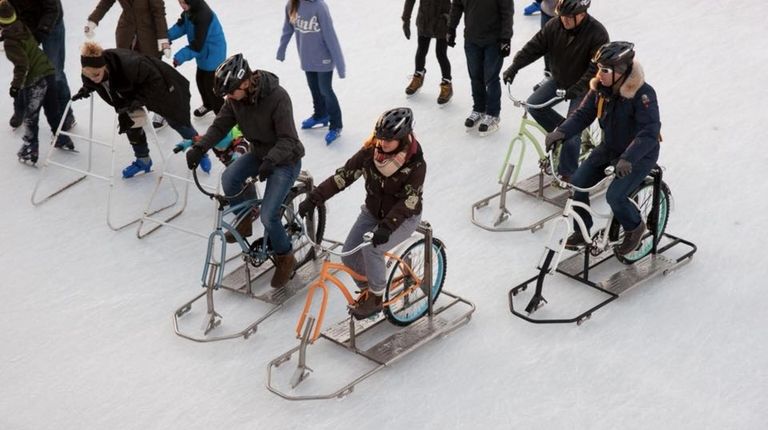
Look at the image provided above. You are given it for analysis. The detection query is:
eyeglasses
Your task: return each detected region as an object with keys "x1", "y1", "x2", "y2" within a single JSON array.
[{"x1": 597, "y1": 65, "x2": 613, "y2": 74}]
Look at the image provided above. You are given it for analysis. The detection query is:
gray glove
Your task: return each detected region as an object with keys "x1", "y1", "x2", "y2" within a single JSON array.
[{"x1": 545, "y1": 129, "x2": 565, "y2": 152}]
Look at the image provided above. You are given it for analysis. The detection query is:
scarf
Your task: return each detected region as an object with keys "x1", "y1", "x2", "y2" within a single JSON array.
[{"x1": 373, "y1": 136, "x2": 417, "y2": 177}]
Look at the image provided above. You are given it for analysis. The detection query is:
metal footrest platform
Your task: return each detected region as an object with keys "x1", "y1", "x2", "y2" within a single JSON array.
[{"x1": 266, "y1": 290, "x2": 475, "y2": 400}]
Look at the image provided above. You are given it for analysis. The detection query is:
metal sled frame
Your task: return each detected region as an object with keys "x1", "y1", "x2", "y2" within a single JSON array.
[
  {"x1": 470, "y1": 110, "x2": 600, "y2": 233},
  {"x1": 265, "y1": 224, "x2": 476, "y2": 401},
  {"x1": 30, "y1": 99, "x2": 178, "y2": 231},
  {"x1": 172, "y1": 172, "x2": 320, "y2": 342},
  {"x1": 508, "y1": 169, "x2": 698, "y2": 325}
]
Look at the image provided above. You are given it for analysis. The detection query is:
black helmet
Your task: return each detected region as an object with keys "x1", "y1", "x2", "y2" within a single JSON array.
[
  {"x1": 555, "y1": 0, "x2": 591, "y2": 15},
  {"x1": 374, "y1": 107, "x2": 414, "y2": 140},
  {"x1": 592, "y1": 41, "x2": 635, "y2": 70},
  {"x1": 214, "y1": 53, "x2": 251, "y2": 97}
]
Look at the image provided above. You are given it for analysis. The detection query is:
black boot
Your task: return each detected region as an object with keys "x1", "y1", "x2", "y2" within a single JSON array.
[
  {"x1": 348, "y1": 289, "x2": 384, "y2": 320},
  {"x1": 615, "y1": 221, "x2": 646, "y2": 256},
  {"x1": 565, "y1": 229, "x2": 589, "y2": 250}
]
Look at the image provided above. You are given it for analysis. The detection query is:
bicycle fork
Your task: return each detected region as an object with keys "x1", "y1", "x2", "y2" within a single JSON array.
[{"x1": 526, "y1": 214, "x2": 572, "y2": 313}]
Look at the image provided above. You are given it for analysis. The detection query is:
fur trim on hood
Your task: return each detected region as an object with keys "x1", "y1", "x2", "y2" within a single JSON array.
[{"x1": 589, "y1": 61, "x2": 645, "y2": 99}]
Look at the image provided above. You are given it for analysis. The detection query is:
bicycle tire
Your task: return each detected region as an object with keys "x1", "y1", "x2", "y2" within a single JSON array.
[
  {"x1": 383, "y1": 237, "x2": 447, "y2": 326},
  {"x1": 611, "y1": 179, "x2": 671, "y2": 264}
]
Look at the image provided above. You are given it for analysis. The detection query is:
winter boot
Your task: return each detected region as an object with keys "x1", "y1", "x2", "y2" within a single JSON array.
[
  {"x1": 478, "y1": 115, "x2": 500, "y2": 136},
  {"x1": 464, "y1": 111, "x2": 483, "y2": 128},
  {"x1": 301, "y1": 115, "x2": 330, "y2": 129},
  {"x1": 565, "y1": 229, "x2": 589, "y2": 250},
  {"x1": 17, "y1": 143, "x2": 38, "y2": 164},
  {"x1": 224, "y1": 212, "x2": 254, "y2": 243},
  {"x1": 437, "y1": 79, "x2": 453, "y2": 105},
  {"x1": 271, "y1": 251, "x2": 297, "y2": 288},
  {"x1": 122, "y1": 157, "x2": 153, "y2": 178},
  {"x1": 325, "y1": 128, "x2": 341, "y2": 145},
  {"x1": 615, "y1": 221, "x2": 646, "y2": 256},
  {"x1": 10, "y1": 113, "x2": 22, "y2": 129},
  {"x1": 348, "y1": 289, "x2": 384, "y2": 320},
  {"x1": 524, "y1": 1, "x2": 541, "y2": 15},
  {"x1": 405, "y1": 70, "x2": 425, "y2": 95},
  {"x1": 193, "y1": 105, "x2": 212, "y2": 118}
]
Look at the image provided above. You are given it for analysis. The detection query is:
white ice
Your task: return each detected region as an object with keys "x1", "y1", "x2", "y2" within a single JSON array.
[{"x1": 1, "y1": 0, "x2": 767, "y2": 428}]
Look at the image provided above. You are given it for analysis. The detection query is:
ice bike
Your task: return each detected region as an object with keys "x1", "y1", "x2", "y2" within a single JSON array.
[
  {"x1": 509, "y1": 151, "x2": 697, "y2": 325},
  {"x1": 267, "y1": 222, "x2": 476, "y2": 400},
  {"x1": 471, "y1": 86, "x2": 600, "y2": 232},
  {"x1": 172, "y1": 167, "x2": 326, "y2": 342}
]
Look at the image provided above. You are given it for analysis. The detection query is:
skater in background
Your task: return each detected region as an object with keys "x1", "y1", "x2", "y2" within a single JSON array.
[
  {"x1": 7, "y1": 0, "x2": 75, "y2": 131},
  {"x1": 168, "y1": 0, "x2": 226, "y2": 118},
  {"x1": 447, "y1": 0, "x2": 514, "y2": 136},
  {"x1": 184, "y1": 54, "x2": 305, "y2": 289},
  {"x1": 544, "y1": 41, "x2": 661, "y2": 256},
  {"x1": 401, "y1": 0, "x2": 454, "y2": 105},
  {"x1": 503, "y1": 0, "x2": 608, "y2": 182},
  {"x1": 85, "y1": 0, "x2": 171, "y2": 129},
  {"x1": 276, "y1": 0, "x2": 345, "y2": 145},
  {"x1": 73, "y1": 41, "x2": 203, "y2": 178},
  {"x1": 0, "y1": 0, "x2": 74, "y2": 164},
  {"x1": 297, "y1": 108, "x2": 426, "y2": 320}
]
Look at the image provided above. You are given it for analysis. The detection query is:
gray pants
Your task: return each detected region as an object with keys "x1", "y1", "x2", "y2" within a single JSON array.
[{"x1": 342, "y1": 207, "x2": 421, "y2": 295}]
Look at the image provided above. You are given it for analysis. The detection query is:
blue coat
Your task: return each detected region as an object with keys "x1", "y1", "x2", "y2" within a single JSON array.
[
  {"x1": 559, "y1": 62, "x2": 661, "y2": 164},
  {"x1": 168, "y1": 0, "x2": 226, "y2": 72}
]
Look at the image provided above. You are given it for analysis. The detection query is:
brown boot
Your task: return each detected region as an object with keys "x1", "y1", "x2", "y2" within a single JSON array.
[
  {"x1": 405, "y1": 71, "x2": 425, "y2": 95},
  {"x1": 348, "y1": 289, "x2": 384, "y2": 320},
  {"x1": 271, "y1": 252, "x2": 296, "y2": 288},
  {"x1": 615, "y1": 220, "x2": 646, "y2": 255},
  {"x1": 437, "y1": 80, "x2": 453, "y2": 104},
  {"x1": 224, "y1": 213, "x2": 253, "y2": 243}
]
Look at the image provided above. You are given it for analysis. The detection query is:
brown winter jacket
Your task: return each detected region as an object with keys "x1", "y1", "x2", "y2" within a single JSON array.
[
  {"x1": 1, "y1": 20, "x2": 54, "y2": 89},
  {"x1": 87, "y1": 0, "x2": 169, "y2": 57},
  {"x1": 402, "y1": 0, "x2": 451, "y2": 39},
  {"x1": 196, "y1": 70, "x2": 305, "y2": 167},
  {"x1": 310, "y1": 140, "x2": 426, "y2": 231}
]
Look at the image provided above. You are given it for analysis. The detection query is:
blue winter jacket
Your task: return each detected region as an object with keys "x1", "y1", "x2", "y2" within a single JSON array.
[
  {"x1": 168, "y1": 0, "x2": 226, "y2": 72},
  {"x1": 276, "y1": 0, "x2": 346, "y2": 77},
  {"x1": 559, "y1": 62, "x2": 661, "y2": 164}
]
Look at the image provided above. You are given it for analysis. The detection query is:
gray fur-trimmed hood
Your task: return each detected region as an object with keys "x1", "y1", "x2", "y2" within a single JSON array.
[{"x1": 589, "y1": 60, "x2": 645, "y2": 99}]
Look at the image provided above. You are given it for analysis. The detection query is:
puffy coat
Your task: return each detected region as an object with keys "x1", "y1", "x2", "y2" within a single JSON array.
[
  {"x1": 402, "y1": 0, "x2": 451, "y2": 39},
  {"x1": 87, "y1": 0, "x2": 169, "y2": 58},
  {"x1": 2, "y1": 20, "x2": 54, "y2": 88},
  {"x1": 167, "y1": 0, "x2": 226, "y2": 71}
]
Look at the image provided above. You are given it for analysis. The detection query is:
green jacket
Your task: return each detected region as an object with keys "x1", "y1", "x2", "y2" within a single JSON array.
[{"x1": 1, "y1": 20, "x2": 54, "y2": 89}]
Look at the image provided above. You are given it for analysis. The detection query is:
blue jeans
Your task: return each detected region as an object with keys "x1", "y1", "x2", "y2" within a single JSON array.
[
  {"x1": 571, "y1": 147, "x2": 657, "y2": 232},
  {"x1": 40, "y1": 17, "x2": 73, "y2": 123},
  {"x1": 305, "y1": 71, "x2": 342, "y2": 130},
  {"x1": 464, "y1": 40, "x2": 503, "y2": 117},
  {"x1": 526, "y1": 79, "x2": 584, "y2": 177},
  {"x1": 221, "y1": 152, "x2": 302, "y2": 255}
]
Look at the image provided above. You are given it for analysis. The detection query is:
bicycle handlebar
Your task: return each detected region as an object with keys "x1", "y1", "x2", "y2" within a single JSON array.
[
  {"x1": 191, "y1": 167, "x2": 254, "y2": 202},
  {"x1": 547, "y1": 150, "x2": 615, "y2": 192},
  {"x1": 305, "y1": 231, "x2": 374, "y2": 257},
  {"x1": 507, "y1": 84, "x2": 565, "y2": 109}
]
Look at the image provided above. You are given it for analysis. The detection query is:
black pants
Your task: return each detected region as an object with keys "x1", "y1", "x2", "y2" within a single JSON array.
[
  {"x1": 415, "y1": 36, "x2": 451, "y2": 80},
  {"x1": 196, "y1": 68, "x2": 224, "y2": 113}
]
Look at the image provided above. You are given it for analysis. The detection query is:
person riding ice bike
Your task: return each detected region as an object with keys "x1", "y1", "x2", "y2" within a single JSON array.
[
  {"x1": 544, "y1": 41, "x2": 662, "y2": 256},
  {"x1": 298, "y1": 107, "x2": 426, "y2": 320}
]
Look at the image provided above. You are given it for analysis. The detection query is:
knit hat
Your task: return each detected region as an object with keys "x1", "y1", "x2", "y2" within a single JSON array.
[{"x1": 0, "y1": 0, "x2": 16, "y2": 25}]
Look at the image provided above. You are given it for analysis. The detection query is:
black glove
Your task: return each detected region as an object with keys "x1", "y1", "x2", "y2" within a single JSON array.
[
  {"x1": 117, "y1": 112, "x2": 134, "y2": 134},
  {"x1": 297, "y1": 197, "x2": 317, "y2": 218},
  {"x1": 545, "y1": 129, "x2": 565, "y2": 152},
  {"x1": 402, "y1": 20, "x2": 411, "y2": 40},
  {"x1": 371, "y1": 225, "x2": 392, "y2": 247},
  {"x1": 71, "y1": 87, "x2": 93, "y2": 101},
  {"x1": 10, "y1": 86, "x2": 20, "y2": 98},
  {"x1": 615, "y1": 159, "x2": 632, "y2": 178},
  {"x1": 186, "y1": 145, "x2": 205, "y2": 169},
  {"x1": 499, "y1": 39, "x2": 511, "y2": 58},
  {"x1": 257, "y1": 159, "x2": 275, "y2": 182},
  {"x1": 502, "y1": 66, "x2": 517, "y2": 85},
  {"x1": 446, "y1": 30, "x2": 456, "y2": 47},
  {"x1": 564, "y1": 86, "x2": 580, "y2": 100}
]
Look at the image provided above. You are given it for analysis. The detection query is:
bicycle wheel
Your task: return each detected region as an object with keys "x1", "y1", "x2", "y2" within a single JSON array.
[
  {"x1": 281, "y1": 184, "x2": 326, "y2": 269},
  {"x1": 611, "y1": 179, "x2": 671, "y2": 264},
  {"x1": 383, "y1": 237, "x2": 447, "y2": 326}
]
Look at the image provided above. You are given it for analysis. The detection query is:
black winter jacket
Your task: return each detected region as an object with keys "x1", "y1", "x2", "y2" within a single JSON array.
[
  {"x1": 8, "y1": 0, "x2": 61, "y2": 42},
  {"x1": 448, "y1": 0, "x2": 513, "y2": 45},
  {"x1": 196, "y1": 71, "x2": 304, "y2": 166},
  {"x1": 402, "y1": 0, "x2": 451, "y2": 39},
  {"x1": 82, "y1": 48, "x2": 191, "y2": 125},
  {"x1": 507, "y1": 15, "x2": 608, "y2": 98}
]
